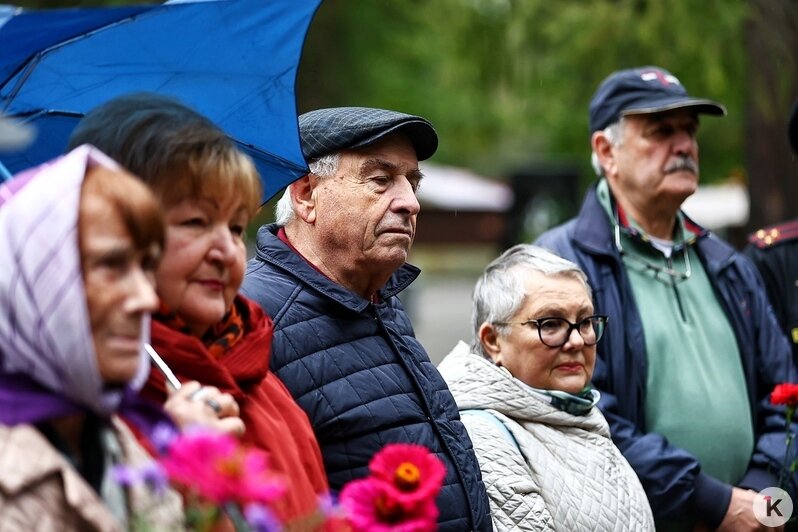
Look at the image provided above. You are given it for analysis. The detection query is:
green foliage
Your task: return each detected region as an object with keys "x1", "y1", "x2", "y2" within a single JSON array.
[{"x1": 299, "y1": 0, "x2": 749, "y2": 188}]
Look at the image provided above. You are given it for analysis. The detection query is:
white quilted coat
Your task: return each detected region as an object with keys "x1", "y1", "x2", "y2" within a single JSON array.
[{"x1": 439, "y1": 341, "x2": 654, "y2": 532}]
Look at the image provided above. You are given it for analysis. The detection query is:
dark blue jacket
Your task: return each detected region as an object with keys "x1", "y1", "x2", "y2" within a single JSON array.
[
  {"x1": 535, "y1": 186, "x2": 798, "y2": 527},
  {"x1": 242, "y1": 224, "x2": 492, "y2": 532}
]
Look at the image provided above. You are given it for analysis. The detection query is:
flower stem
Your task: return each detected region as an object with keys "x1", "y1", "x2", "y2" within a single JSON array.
[{"x1": 781, "y1": 406, "x2": 795, "y2": 491}]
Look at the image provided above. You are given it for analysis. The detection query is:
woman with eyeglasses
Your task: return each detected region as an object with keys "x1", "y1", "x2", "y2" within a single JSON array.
[{"x1": 439, "y1": 244, "x2": 653, "y2": 532}]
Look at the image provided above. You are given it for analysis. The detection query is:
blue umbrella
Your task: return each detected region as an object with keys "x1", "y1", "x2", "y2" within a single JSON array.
[{"x1": 0, "y1": 0, "x2": 320, "y2": 201}]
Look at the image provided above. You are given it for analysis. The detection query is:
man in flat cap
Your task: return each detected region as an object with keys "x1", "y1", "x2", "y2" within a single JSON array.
[
  {"x1": 242, "y1": 107, "x2": 492, "y2": 531},
  {"x1": 745, "y1": 100, "x2": 798, "y2": 368},
  {"x1": 536, "y1": 67, "x2": 797, "y2": 530}
]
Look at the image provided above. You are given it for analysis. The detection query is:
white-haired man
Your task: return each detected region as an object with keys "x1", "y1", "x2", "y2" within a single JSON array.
[
  {"x1": 242, "y1": 107, "x2": 492, "y2": 531},
  {"x1": 537, "y1": 66, "x2": 797, "y2": 531}
]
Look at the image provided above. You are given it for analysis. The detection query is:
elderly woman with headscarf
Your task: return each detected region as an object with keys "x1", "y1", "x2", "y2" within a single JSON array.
[
  {"x1": 68, "y1": 93, "x2": 330, "y2": 525},
  {"x1": 438, "y1": 244, "x2": 654, "y2": 532},
  {"x1": 0, "y1": 146, "x2": 182, "y2": 530}
]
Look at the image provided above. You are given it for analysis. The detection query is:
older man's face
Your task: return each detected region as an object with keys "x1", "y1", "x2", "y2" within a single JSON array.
[
  {"x1": 312, "y1": 132, "x2": 422, "y2": 285},
  {"x1": 609, "y1": 109, "x2": 700, "y2": 213}
]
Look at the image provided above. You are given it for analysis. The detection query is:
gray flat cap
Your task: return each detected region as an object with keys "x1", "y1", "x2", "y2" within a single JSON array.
[{"x1": 299, "y1": 107, "x2": 438, "y2": 162}]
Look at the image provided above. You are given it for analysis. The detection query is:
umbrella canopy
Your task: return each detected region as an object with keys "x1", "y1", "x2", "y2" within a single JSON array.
[{"x1": 0, "y1": 0, "x2": 320, "y2": 202}]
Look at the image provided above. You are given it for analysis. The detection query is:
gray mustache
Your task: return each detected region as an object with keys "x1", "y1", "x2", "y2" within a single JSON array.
[{"x1": 665, "y1": 156, "x2": 698, "y2": 175}]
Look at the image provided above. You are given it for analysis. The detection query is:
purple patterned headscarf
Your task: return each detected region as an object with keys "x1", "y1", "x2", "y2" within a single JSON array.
[{"x1": 0, "y1": 145, "x2": 152, "y2": 423}]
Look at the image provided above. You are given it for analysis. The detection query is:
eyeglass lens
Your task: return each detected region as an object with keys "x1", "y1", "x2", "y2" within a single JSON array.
[{"x1": 536, "y1": 317, "x2": 606, "y2": 348}]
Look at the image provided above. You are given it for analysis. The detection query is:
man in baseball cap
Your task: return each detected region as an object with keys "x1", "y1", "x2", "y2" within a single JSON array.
[
  {"x1": 588, "y1": 65, "x2": 726, "y2": 133},
  {"x1": 536, "y1": 67, "x2": 796, "y2": 530},
  {"x1": 242, "y1": 107, "x2": 492, "y2": 531}
]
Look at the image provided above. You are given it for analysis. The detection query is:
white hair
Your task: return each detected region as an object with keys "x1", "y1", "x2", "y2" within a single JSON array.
[
  {"x1": 274, "y1": 152, "x2": 341, "y2": 226},
  {"x1": 471, "y1": 244, "x2": 591, "y2": 358},
  {"x1": 590, "y1": 118, "x2": 625, "y2": 177}
]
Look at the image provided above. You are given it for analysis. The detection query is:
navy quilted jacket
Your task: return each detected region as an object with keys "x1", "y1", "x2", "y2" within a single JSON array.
[
  {"x1": 535, "y1": 185, "x2": 798, "y2": 526},
  {"x1": 242, "y1": 224, "x2": 492, "y2": 532}
]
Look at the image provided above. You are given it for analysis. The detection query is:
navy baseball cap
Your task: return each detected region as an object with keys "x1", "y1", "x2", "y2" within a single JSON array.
[
  {"x1": 788, "y1": 100, "x2": 798, "y2": 154},
  {"x1": 589, "y1": 66, "x2": 726, "y2": 133},
  {"x1": 298, "y1": 107, "x2": 438, "y2": 162}
]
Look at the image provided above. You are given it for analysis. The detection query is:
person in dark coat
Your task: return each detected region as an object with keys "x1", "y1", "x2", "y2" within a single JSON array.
[
  {"x1": 744, "y1": 100, "x2": 798, "y2": 367},
  {"x1": 241, "y1": 107, "x2": 492, "y2": 531},
  {"x1": 535, "y1": 66, "x2": 797, "y2": 531}
]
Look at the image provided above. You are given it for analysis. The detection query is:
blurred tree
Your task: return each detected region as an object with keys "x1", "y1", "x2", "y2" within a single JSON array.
[
  {"x1": 298, "y1": 0, "x2": 748, "y2": 192},
  {"x1": 743, "y1": 0, "x2": 798, "y2": 229}
]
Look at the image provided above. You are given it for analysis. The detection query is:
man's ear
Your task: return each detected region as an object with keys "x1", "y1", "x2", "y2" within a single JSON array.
[
  {"x1": 478, "y1": 322, "x2": 503, "y2": 365},
  {"x1": 290, "y1": 175, "x2": 317, "y2": 224},
  {"x1": 592, "y1": 130, "x2": 617, "y2": 180}
]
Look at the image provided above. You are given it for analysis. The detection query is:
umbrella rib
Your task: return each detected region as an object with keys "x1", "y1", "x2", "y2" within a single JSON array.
[
  {"x1": 2, "y1": 0, "x2": 318, "y2": 204},
  {"x1": 10, "y1": 109, "x2": 84, "y2": 123}
]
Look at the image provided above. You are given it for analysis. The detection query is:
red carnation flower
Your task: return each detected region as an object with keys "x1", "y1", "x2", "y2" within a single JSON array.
[{"x1": 771, "y1": 383, "x2": 798, "y2": 408}]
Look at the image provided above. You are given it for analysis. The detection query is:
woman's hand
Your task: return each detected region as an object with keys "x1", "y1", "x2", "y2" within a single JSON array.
[{"x1": 164, "y1": 380, "x2": 245, "y2": 436}]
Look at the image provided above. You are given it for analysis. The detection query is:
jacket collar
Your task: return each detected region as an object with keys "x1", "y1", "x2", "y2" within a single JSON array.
[
  {"x1": 254, "y1": 224, "x2": 420, "y2": 312},
  {"x1": 572, "y1": 184, "x2": 621, "y2": 257},
  {"x1": 597, "y1": 178, "x2": 704, "y2": 246},
  {"x1": 0, "y1": 424, "x2": 119, "y2": 526},
  {"x1": 572, "y1": 183, "x2": 735, "y2": 273},
  {"x1": 0, "y1": 424, "x2": 70, "y2": 494}
]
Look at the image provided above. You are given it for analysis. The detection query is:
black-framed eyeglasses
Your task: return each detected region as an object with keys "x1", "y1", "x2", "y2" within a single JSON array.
[{"x1": 496, "y1": 315, "x2": 609, "y2": 348}]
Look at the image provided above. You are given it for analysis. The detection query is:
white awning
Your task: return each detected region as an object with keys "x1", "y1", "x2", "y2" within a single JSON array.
[
  {"x1": 417, "y1": 163, "x2": 513, "y2": 212},
  {"x1": 681, "y1": 183, "x2": 749, "y2": 230}
]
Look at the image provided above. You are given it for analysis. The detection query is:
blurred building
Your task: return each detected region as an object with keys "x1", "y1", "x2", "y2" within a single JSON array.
[
  {"x1": 407, "y1": 163, "x2": 513, "y2": 364},
  {"x1": 682, "y1": 181, "x2": 749, "y2": 247}
]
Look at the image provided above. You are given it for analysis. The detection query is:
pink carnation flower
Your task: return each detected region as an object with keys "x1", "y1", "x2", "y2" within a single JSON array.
[
  {"x1": 339, "y1": 477, "x2": 437, "y2": 532},
  {"x1": 368, "y1": 443, "x2": 446, "y2": 510},
  {"x1": 160, "y1": 430, "x2": 285, "y2": 506}
]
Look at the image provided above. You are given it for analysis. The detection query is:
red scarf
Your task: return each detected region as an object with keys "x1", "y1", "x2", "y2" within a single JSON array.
[
  {"x1": 154, "y1": 300, "x2": 246, "y2": 360},
  {"x1": 142, "y1": 295, "x2": 329, "y2": 523}
]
